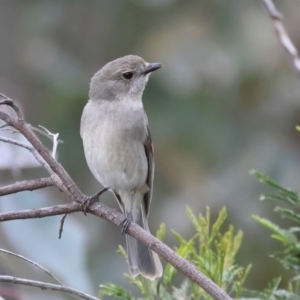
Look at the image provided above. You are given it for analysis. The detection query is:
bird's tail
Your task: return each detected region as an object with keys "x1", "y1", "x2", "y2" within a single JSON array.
[{"x1": 125, "y1": 201, "x2": 163, "y2": 280}]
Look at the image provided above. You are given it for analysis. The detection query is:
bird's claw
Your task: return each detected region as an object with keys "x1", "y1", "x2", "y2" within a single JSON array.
[
  {"x1": 81, "y1": 195, "x2": 99, "y2": 215},
  {"x1": 81, "y1": 188, "x2": 108, "y2": 215},
  {"x1": 120, "y1": 212, "x2": 133, "y2": 235}
]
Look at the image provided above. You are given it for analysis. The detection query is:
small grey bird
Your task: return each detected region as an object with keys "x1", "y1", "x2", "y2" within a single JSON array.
[{"x1": 80, "y1": 55, "x2": 163, "y2": 280}]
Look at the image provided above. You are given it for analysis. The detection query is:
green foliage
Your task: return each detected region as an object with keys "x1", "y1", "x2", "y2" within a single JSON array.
[
  {"x1": 99, "y1": 207, "x2": 250, "y2": 299},
  {"x1": 243, "y1": 277, "x2": 296, "y2": 300},
  {"x1": 249, "y1": 170, "x2": 300, "y2": 298},
  {"x1": 99, "y1": 170, "x2": 300, "y2": 300}
]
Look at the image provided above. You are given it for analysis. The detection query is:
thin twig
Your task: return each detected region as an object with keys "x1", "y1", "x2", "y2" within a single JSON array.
[
  {"x1": 38, "y1": 125, "x2": 59, "y2": 158},
  {"x1": 262, "y1": 0, "x2": 300, "y2": 76},
  {"x1": 0, "y1": 123, "x2": 11, "y2": 129},
  {"x1": 0, "y1": 249, "x2": 62, "y2": 285},
  {"x1": 59, "y1": 213, "x2": 68, "y2": 239},
  {"x1": 30, "y1": 124, "x2": 64, "y2": 144},
  {"x1": 0, "y1": 136, "x2": 32, "y2": 150},
  {"x1": 0, "y1": 276, "x2": 99, "y2": 300},
  {"x1": 0, "y1": 134, "x2": 53, "y2": 175},
  {"x1": 0, "y1": 100, "x2": 83, "y2": 202},
  {"x1": 0, "y1": 131, "x2": 68, "y2": 195},
  {"x1": 0, "y1": 127, "x2": 20, "y2": 134},
  {"x1": 0, "y1": 178, "x2": 54, "y2": 196}
]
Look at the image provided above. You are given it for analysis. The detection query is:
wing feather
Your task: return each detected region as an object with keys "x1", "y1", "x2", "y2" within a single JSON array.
[{"x1": 143, "y1": 126, "x2": 154, "y2": 217}]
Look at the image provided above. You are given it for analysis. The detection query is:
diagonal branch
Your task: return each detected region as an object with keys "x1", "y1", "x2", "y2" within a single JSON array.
[
  {"x1": 262, "y1": 0, "x2": 300, "y2": 76},
  {"x1": 0, "y1": 276, "x2": 99, "y2": 300},
  {"x1": 0, "y1": 136, "x2": 31, "y2": 150},
  {"x1": 0, "y1": 201, "x2": 233, "y2": 300},
  {"x1": 0, "y1": 105, "x2": 83, "y2": 202},
  {"x1": 0, "y1": 178, "x2": 54, "y2": 196},
  {"x1": 0, "y1": 95, "x2": 233, "y2": 300}
]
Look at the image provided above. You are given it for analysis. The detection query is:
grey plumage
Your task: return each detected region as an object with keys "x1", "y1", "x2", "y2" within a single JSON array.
[{"x1": 80, "y1": 55, "x2": 163, "y2": 280}]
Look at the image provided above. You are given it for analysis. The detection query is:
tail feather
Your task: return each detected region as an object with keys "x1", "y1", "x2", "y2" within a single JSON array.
[
  {"x1": 125, "y1": 234, "x2": 140, "y2": 277},
  {"x1": 125, "y1": 203, "x2": 162, "y2": 280}
]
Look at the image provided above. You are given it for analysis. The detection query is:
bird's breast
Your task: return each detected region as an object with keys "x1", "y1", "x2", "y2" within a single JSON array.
[{"x1": 81, "y1": 101, "x2": 148, "y2": 190}]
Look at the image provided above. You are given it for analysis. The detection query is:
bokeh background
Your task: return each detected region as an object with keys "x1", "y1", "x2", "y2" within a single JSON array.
[{"x1": 1, "y1": 0, "x2": 300, "y2": 299}]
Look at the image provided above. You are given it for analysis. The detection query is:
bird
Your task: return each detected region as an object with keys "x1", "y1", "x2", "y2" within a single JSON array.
[{"x1": 80, "y1": 55, "x2": 163, "y2": 280}]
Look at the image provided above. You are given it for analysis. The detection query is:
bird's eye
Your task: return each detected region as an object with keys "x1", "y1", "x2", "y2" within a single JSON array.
[{"x1": 122, "y1": 72, "x2": 133, "y2": 80}]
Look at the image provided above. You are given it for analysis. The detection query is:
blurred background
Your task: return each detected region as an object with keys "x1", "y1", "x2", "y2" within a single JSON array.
[{"x1": 1, "y1": 0, "x2": 300, "y2": 299}]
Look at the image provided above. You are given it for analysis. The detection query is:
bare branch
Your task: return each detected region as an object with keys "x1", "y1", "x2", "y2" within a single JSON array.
[
  {"x1": 90, "y1": 203, "x2": 233, "y2": 300},
  {"x1": 59, "y1": 213, "x2": 68, "y2": 239},
  {"x1": 0, "y1": 95, "x2": 233, "y2": 300},
  {"x1": 262, "y1": 0, "x2": 300, "y2": 75},
  {"x1": 0, "y1": 201, "x2": 233, "y2": 300},
  {"x1": 0, "y1": 203, "x2": 80, "y2": 222},
  {"x1": 0, "y1": 178, "x2": 54, "y2": 196},
  {"x1": 30, "y1": 124, "x2": 64, "y2": 144},
  {"x1": 0, "y1": 123, "x2": 11, "y2": 129},
  {"x1": 38, "y1": 125, "x2": 59, "y2": 158},
  {"x1": 0, "y1": 136, "x2": 32, "y2": 150},
  {"x1": 0, "y1": 134, "x2": 57, "y2": 182},
  {"x1": 0, "y1": 129, "x2": 68, "y2": 194},
  {"x1": 0, "y1": 249, "x2": 62, "y2": 285},
  {"x1": 0, "y1": 100, "x2": 83, "y2": 201},
  {"x1": 0, "y1": 276, "x2": 99, "y2": 300},
  {"x1": 0, "y1": 127, "x2": 20, "y2": 134}
]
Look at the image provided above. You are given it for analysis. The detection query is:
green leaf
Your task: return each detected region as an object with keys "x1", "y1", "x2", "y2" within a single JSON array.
[
  {"x1": 242, "y1": 277, "x2": 282, "y2": 299},
  {"x1": 99, "y1": 283, "x2": 135, "y2": 300},
  {"x1": 186, "y1": 206, "x2": 202, "y2": 233},
  {"x1": 117, "y1": 245, "x2": 128, "y2": 260},
  {"x1": 156, "y1": 223, "x2": 166, "y2": 241},
  {"x1": 210, "y1": 207, "x2": 227, "y2": 244},
  {"x1": 103, "y1": 207, "x2": 251, "y2": 299},
  {"x1": 172, "y1": 280, "x2": 191, "y2": 300},
  {"x1": 275, "y1": 207, "x2": 300, "y2": 223},
  {"x1": 252, "y1": 215, "x2": 296, "y2": 245},
  {"x1": 265, "y1": 277, "x2": 282, "y2": 298},
  {"x1": 234, "y1": 264, "x2": 252, "y2": 298},
  {"x1": 124, "y1": 274, "x2": 145, "y2": 296},
  {"x1": 250, "y1": 170, "x2": 300, "y2": 205},
  {"x1": 163, "y1": 231, "x2": 195, "y2": 286}
]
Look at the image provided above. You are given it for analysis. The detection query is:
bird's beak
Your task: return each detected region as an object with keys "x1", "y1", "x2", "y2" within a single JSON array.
[{"x1": 143, "y1": 63, "x2": 162, "y2": 75}]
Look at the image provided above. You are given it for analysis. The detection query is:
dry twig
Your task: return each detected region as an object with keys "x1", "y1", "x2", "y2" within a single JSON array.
[
  {"x1": 0, "y1": 276, "x2": 99, "y2": 300},
  {"x1": 38, "y1": 125, "x2": 59, "y2": 158},
  {"x1": 262, "y1": 0, "x2": 300, "y2": 75},
  {"x1": 0, "y1": 178, "x2": 54, "y2": 196},
  {"x1": 30, "y1": 124, "x2": 64, "y2": 144},
  {"x1": 59, "y1": 213, "x2": 69, "y2": 239},
  {"x1": 0, "y1": 248, "x2": 62, "y2": 285}
]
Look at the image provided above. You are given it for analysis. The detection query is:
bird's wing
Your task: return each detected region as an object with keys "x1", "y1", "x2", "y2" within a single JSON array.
[{"x1": 143, "y1": 126, "x2": 154, "y2": 218}]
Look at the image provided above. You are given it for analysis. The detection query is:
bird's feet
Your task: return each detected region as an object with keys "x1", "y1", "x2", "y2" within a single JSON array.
[
  {"x1": 120, "y1": 212, "x2": 133, "y2": 235},
  {"x1": 81, "y1": 188, "x2": 108, "y2": 215}
]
